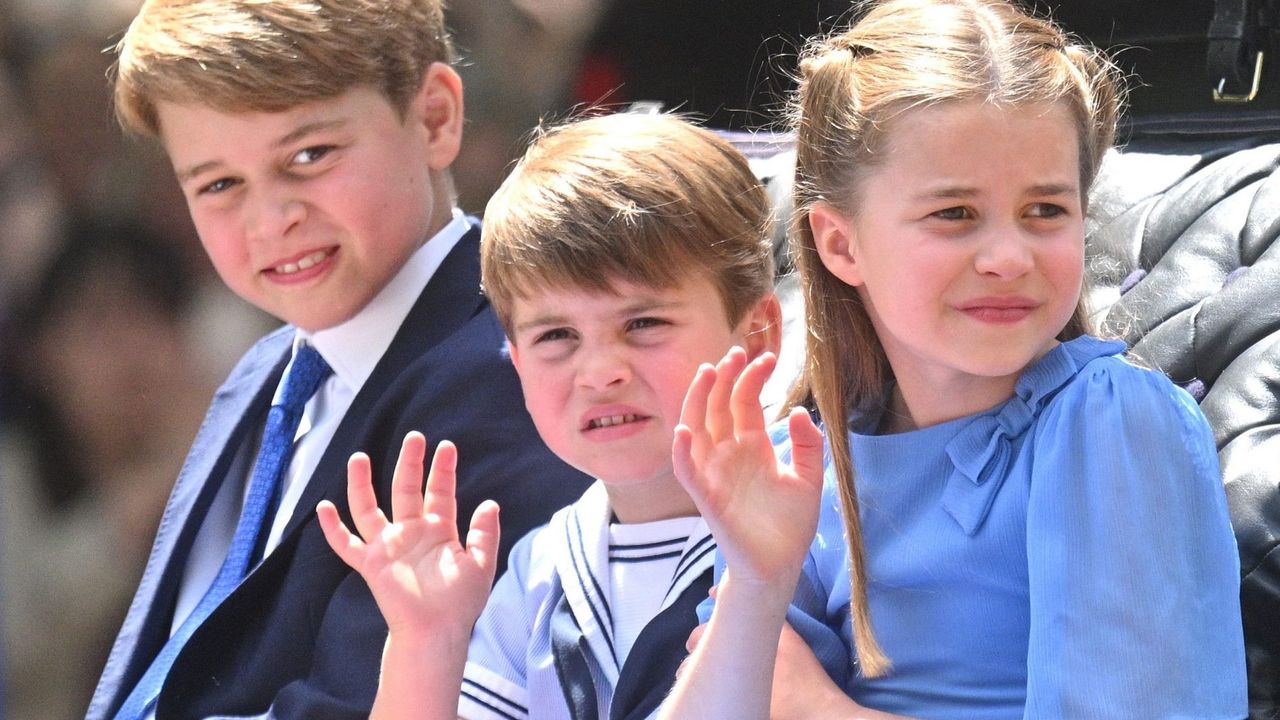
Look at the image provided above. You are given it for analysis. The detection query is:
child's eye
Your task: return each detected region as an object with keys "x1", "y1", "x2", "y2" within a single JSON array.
[
  {"x1": 196, "y1": 177, "x2": 239, "y2": 195},
  {"x1": 533, "y1": 327, "x2": 576, "y2": 344},
  {"x1": 931, "y1": 206, "x2": 973, "y2": 221},
  {"x1": 1027, "y1": 203, "x2": 1068, "y2": 218},
  {"x1": 627, "y1": 317, "x2": 670, "y2": 332},
  {"x1": 291, "y1": 145, "x2": 336, "y2": 166}
]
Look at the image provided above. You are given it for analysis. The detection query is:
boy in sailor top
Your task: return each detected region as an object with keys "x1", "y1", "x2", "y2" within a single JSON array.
[{"x1": 316, "y1": 111, "x2": 782, "y2": 720}]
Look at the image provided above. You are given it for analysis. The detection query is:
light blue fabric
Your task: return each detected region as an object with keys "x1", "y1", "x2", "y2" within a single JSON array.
[
  {"x1": 462, "y1": 482, "x2": 714, "y2": 720},
  {"x1": 703, "y1": 335, "x2": 1248, "y2": 719}
]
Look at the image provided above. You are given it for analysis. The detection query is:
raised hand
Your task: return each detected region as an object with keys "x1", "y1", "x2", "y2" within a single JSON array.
[
  {"x1": 317, "y1": 431, "x2": 500, "y2": 639},
  {"x1": 672, "y1": 347, "x2": 825, "y2": 586}
]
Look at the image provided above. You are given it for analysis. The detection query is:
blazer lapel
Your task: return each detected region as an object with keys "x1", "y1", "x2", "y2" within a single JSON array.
[{"x1": 89, "y1": 329, "x2": 291, "y2": 718}]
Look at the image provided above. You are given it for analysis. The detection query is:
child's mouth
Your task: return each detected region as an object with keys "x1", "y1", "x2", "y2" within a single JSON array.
[
  {"x1": 586, "y1": 413, "x2": 644, "y2": 430},
  {"x1": 272, "y1": 248, "x2": 333, "y2": 275}
]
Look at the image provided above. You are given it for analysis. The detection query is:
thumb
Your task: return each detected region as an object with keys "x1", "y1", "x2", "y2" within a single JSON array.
[
  {"x1": 786, "y1": 408, "x2": 826, "y2": 489},
  {"x1": 466, "y1": 500, "x2": 502, "y2": 584}
]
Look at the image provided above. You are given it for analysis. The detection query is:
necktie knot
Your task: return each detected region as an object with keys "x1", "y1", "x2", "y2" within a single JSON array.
[{"x1": 279, "y1": 344, "x2": 332, "y2": 413}]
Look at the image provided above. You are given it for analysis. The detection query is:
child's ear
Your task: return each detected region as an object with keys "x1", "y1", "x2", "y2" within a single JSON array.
[
  {"x1": 410, "y1": 62, "x2": 464, "y2": 172},
  {"x1": 809, "y1": 201, "x2": 864, "y2": 287},
  {"x1": 740, "y1": 292, "x2": 783, "y2": 360}
]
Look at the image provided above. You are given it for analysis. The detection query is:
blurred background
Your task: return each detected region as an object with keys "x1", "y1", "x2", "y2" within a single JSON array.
[{"x1": 0, "y1": 2, "x2": 845, "y2": 717}]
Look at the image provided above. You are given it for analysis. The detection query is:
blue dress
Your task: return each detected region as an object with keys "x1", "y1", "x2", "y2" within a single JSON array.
[{"x1": 724, "y1": 336, "x2": 1248, "y2": 719}]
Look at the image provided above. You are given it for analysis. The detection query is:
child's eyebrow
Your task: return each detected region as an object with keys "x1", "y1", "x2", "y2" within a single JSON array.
[
  {"x1": 911, "y1": 182, "x2": 1078, "y2": 201},
  {"x1": 912, "y1": 186, "x2": 978, "y2": 202},
  {"x1": 513, "y1": 314, "x2": 569, "y2": 334},
  {"x1": 1026, "y1": 182, "x2": 1079, "y2": 197},
  {"x1": 174, "y1": 119, "x2": 351, "y2": 183},
  {"x1": 272, "y1": 118, "x2": 348, "y2": 149},
  {"x1": 176, "y1": 160, "x2": 223, "y2": 184},
  {"x1": 512, "y1": 298, "x2": 685, "y2": 334}
]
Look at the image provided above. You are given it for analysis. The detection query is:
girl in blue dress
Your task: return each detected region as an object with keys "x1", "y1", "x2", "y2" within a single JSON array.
[{"x1": 660, "y1": 0, "x2": 1248, "y2": 718}]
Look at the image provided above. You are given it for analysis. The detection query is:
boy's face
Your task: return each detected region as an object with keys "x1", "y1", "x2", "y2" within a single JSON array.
[
  {"x1": 508, "y1": 275, "x2": 780, "y2": 523},
  {"x1": 155, "y1": 67, "x2": 463, "y2": 331}
]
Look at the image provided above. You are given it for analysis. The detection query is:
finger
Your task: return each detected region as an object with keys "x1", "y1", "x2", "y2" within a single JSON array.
[
  {"x1": 677, "y1": 363, "x2": 717, "y2": 447},
  {"x1": 671, "y1": 424, "x2": 708, "y2": 508},
  {"x1": 390, "y1": 431, "x2": 428, "y2": 522},
  {"x1": 787, "y1": 407, "x2": 827, "y2": 492},
  {"x1": 346, "y1": 451, "x2": 386, "y2": 541},
  {"x1": 423, "y1": 440, "x2": 460, "y2": 531},
  {"x1": 465, "y1": 500, "x2": 502, "y2": 585},
  {"x1": 705, "y1": 347, "x2": 748, "y2": 440},
  {"x1": 685, "y1": 622, "x2": 707, "y2": 652},
  {"x1": 730, "y1": 351, "x2": 776, "y2": 439},
  {"x1": 317, "y1": 499, "x2": 366, "y2": 570}
]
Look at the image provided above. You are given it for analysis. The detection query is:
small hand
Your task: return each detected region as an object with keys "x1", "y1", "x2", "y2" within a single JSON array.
[
  {"x1": 317, "y1": 431, "x2": 500, "y2": 638},
  {"x1": 672, "y1": 348, "x2": 825, "y2": 586}
]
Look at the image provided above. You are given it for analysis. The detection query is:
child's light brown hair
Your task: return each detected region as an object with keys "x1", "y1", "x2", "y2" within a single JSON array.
[
  {"x1": 784, "y1": 0, "x2": 1124, "y2": 678},
  {"x1": 481, "y1": 112, "x2": 774, "y2": 337},
  {"x1": 112, "y1": 0, "x2": 455, "y2": 137}
]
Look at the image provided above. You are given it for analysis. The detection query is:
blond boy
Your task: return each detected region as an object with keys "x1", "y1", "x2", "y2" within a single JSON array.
[
  {"x1": 90, "y1": 2, "x2": 589, "y2": 717},
  {"x1": 318, "y1": 112, "x2": 782, "y2": 720}
]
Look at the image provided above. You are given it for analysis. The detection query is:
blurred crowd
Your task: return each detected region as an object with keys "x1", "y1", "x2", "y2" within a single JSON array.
[{"x1": 0, "y1": 1, "x2": 840, "y2": 717}]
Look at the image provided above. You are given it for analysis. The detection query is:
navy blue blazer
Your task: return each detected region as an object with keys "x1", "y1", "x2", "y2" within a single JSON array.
[{"x1": 88, "y1": 225, "x2": 592, "y2": 719}]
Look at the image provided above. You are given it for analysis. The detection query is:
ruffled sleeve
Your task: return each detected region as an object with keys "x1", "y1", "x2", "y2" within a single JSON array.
[{"x1": 1024, "y1": 354, "x2": 1247, "y2": 718}]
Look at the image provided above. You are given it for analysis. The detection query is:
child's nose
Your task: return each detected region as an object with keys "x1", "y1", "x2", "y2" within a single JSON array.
[
  {"x1": 245, "y1": 188, "x2": 307, "y2": 244},
  {"x1": 973, "y1": 229, "x2": 1034, "y2": 279},
  {"x1": 575, "y1": 347, "x2": 632, "y2": 390}
]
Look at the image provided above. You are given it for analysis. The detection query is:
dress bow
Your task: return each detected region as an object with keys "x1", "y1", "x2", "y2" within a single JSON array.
[{"x1": 938, "y1": 338, "x2": 1124, "y2": 535}]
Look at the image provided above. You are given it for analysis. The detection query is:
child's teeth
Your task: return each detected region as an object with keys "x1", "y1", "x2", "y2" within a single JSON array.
[{"x1": 277, "y1": 250, "x2": 327, "y2": 274}]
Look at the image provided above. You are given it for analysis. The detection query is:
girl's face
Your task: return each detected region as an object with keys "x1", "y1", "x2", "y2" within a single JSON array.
[{"x1": 810, "y1": 100, "x2": 1085, "y2": 423}]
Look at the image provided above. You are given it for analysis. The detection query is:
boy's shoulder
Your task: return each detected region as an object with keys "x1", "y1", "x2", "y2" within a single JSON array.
[{"x1": 502, "y1": 482, "x2": 603, "y2": 579}]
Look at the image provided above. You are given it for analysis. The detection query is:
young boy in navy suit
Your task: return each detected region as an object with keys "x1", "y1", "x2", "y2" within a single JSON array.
[
  {"x1": 317, "y1": 111, "x2": 783, "y2": 720},
  {"x1": 89, "y1": 2, "x2": 590, "y2": 718}
]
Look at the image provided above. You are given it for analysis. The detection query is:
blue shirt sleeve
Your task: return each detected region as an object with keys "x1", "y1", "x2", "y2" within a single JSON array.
[
  {"x1": 1025, "y1": 357, "x2": 1247, "y2": 718},
  {"x1": 461, "y1": 532, "x2": 538, "y2": 720}
]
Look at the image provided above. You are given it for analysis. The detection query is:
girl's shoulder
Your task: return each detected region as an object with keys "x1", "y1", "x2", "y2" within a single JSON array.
[
  {"x1": 1035, "y1": 336, "x2": 1206, "y2": 435},
  {"x1": 1025, "y1": 336, "x2": 1218, "y2": 482}
]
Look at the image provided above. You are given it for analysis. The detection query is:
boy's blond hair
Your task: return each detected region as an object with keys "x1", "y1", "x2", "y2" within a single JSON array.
[
  {"x1": 481, "y1": 112, "x2": 774, "y2": 338},
  {"x1": 112, "y1": 0, "x2": 455, "y2": 137}
]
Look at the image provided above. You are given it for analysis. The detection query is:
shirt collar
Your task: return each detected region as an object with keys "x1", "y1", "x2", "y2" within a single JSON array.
[{"x1": 296, "y1": 210, "x2": 471, "y2": 391}]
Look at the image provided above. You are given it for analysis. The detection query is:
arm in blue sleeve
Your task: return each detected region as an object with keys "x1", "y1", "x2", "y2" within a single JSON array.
[{"x1": 1025, "y1": 359, "x2": 1246, "y2": 719}]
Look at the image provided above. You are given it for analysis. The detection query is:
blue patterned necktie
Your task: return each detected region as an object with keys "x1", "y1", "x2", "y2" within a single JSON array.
[{"x1": 113, "y1": 344, "x2": 332, "y2": 720}]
